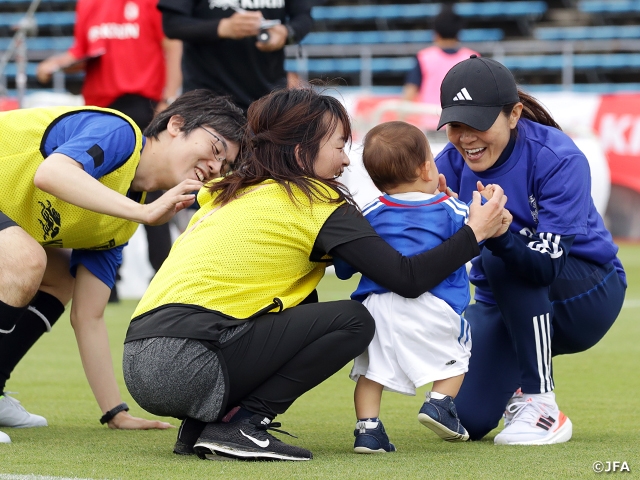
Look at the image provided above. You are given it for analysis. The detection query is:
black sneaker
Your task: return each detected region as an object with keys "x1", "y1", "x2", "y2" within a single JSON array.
[
  {"x1": 193, "y1": 415, "x2": 313, "y2": 461},
  {"x1": 173, "y1": 439, "x2": 195, "y2": 455}
]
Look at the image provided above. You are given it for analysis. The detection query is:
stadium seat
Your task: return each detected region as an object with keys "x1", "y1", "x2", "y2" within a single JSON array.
[
  {"x1": 0, "y1": 36, "x2": 73, "y2": 52},
  {"x1": 454, "y1": 1, "x2": 547, "y2": 18},
  {"x1": 503, "y1": 53, "x2": 640, "y2": 71},
  {"x1": 0, "y1": 11, "x2": 75, "y2": 28},
  {"x1": 300, "y1": 29, "x2": 504, "y2": 46},
  {"x1": 1, "y1": 61, "x2": 83, "y2": 79},
  {"x1": 311, "y1": 4, "x2": 439, "y2": 22},
  {"x1": 286, "y1": 53, "x2": 640, "y2": 77},
  {"x1": 311, "y1": 2, "x2": 547, "y2": 22},
  {"x1": 285, "y1": 57, "x2": 416, "y2": 74},
  {"x1": 0, "y1": 0, "x2": 74, "y2": 3},
  {"x1": 577, "y1": 0, "x2": 640, "y2": 14},
  {"x1": 534, "y1": 25, "x2": 640, "y2": 40}
]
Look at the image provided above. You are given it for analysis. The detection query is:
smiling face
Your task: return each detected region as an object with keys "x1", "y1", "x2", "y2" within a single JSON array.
[
  {"x1": 313, "y1": 120, "x2": 350, "y2": 180},
  {"x1": 166, "y1": 117, "x2": 241, "y2": 184},
  {"x1": 446, "y1": 103, "x2": 522, "y2": 172}
]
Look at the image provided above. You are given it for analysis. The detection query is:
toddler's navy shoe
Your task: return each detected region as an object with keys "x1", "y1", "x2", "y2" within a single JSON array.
[
  {"x1": 353, "y1": 418, "x2": 396, "y2": 453},
  {"x1": 418, "y1": 393, "x2": 469, "y2": 442}
]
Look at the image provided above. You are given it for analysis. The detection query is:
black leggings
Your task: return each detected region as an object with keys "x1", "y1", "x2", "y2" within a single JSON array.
[
  {"x1": 222, "y1": 300, "x2": 375, "y2": 418},
  {"x1": 173, "y1": 300, "x2": 374, "y2": 446}
]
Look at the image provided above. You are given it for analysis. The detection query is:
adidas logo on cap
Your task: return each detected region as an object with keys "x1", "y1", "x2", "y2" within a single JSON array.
[{"x1": 453, "y1": 88, "x2": 473, "y2": 101}]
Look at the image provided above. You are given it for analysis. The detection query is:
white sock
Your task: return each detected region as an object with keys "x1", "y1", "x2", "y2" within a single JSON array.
[
  {"x1": 429, "y1": 391, "x2": 447, "y2": 400},
  {"x1": 356, "y1": 418, "x2": 379, "y2": 429},
  {"x1": 524, "y1": 391, "x2": 556, "y2": 404}
]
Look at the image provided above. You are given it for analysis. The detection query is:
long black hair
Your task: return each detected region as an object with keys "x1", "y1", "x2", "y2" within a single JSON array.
[{"x1": 209, "y1": 87, "x2": 355, "y2": 207}]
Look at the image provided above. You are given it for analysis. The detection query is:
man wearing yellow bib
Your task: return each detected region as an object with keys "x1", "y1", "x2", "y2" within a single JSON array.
[
  {"x1": 123, "y1": 88, "x2": 508, "y2": 461},
  {"x1": 0, "y1": 89, "x2": 245, "y2": 442}
]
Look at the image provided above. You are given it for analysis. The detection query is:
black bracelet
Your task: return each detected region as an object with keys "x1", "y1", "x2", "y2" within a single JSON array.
[{"x1": 99, "y1": 402, "x2": 129, "y2": 425}]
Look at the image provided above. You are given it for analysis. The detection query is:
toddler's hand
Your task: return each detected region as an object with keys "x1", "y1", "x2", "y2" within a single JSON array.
[{"x1": 477, "y1": 181, "x2": 497, "y2": 200}]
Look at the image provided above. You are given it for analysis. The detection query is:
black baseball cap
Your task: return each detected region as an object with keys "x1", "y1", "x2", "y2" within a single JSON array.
[{"x1": 437, "y1": 55, "x2": 520, "y2": 131}]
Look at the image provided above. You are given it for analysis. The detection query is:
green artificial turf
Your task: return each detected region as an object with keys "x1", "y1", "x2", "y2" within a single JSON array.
[{"x1": 1, "y1": 246, "x2": 639, "y2": 479}]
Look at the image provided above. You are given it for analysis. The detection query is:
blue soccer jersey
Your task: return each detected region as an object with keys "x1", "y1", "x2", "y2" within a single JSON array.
[
  {"x1": 335, "y1": 191, "x2": 471, "y2": 315},
  {"x1": 436, "y1": 118, "x2": 625, "y2": 304}
]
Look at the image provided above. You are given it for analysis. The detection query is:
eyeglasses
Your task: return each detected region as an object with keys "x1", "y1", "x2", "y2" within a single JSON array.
[{"x1": 200, "y1": 126, "x2": 228, "y2": 165}]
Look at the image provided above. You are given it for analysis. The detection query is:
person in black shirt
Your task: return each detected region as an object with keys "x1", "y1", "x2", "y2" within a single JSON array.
[{"x1": 159, "y1": 0, "x2": 313, "y2": 111}]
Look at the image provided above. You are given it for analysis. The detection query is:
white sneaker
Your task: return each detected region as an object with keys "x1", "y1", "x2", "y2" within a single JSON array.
[
  {"x1": 494, "y1": 392, "x2": 572, "y2": 445},
  {"x1": 0, "y1": 394, "x2": 48, "y2": 428},
  {"x1": 0, "y1": 430, "x2": 10, "y2": 443},
  {"x1": 503, "y1": 388, "x2": 524, "y2": 428}
]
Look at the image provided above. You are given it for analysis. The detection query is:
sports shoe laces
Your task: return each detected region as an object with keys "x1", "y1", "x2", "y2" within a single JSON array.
[
  {"x1": 1, "y1": 393, "x2": 27, "y2": 412},
  {"x1": 506, "y1": 398, "x2": 554, "y2": 426},
  {"x1": 252, "y1": 418, "x2": 298, "y2": 439}
]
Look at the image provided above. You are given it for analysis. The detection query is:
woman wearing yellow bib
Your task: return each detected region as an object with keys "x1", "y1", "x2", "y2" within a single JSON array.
[
  {"x1": 0, "y1": 90, "x2": 245, "y2": 441},
  {"x1": 123, "y1": 88, "x2": 508, "y2": 461}
]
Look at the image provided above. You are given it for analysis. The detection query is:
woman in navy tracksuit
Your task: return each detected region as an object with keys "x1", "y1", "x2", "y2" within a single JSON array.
[{"x1": 435, "y1": 55, "x2": 626, "y2": 445}]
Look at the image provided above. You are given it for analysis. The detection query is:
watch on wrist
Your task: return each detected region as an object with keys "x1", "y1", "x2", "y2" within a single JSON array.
[{"x1": 99, "y1": 402, "x2": 129, "y2": 425}]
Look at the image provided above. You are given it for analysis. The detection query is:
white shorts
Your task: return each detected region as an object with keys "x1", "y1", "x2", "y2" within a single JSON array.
[{"x1": 350, "y1": 291, "x2": 472, "y2": 396}]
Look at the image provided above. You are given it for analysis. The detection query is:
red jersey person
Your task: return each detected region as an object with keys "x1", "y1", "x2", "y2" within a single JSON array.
[
  {"x1": 38, "y1": 0, "x2": 182, "y2": 120},
  {"x1": 38, "y1": 0, "x2": 183, "y2": 301}
]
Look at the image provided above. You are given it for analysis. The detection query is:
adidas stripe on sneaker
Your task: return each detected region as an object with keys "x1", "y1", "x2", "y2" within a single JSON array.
[{"x1": 494, "y1": 392, "x2": 572, "y2": 445}]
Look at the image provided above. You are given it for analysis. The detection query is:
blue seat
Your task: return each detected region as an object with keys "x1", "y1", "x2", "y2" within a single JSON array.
[
  {"x1": 311, "y1": 2, "x2": 546, "y2": 22},
  {"x1": 286, "y1": 57, "x2": 416, "y2": 74},
  {"x1": 2, "y1": 62, "x2": 41, "y2": 77},
  {"x1": 0, "y1": 36, "x2": 74, "y2": 51},
  {"x1": 574, "y1": 53, "x2": 640, "y2": 68},
  {"x1": 311, "y1": 4, "x2": 439, "y2": 21},
  {"x1": 0, "y1": 11, "x2": 76, "y2": 28},
  {"x1": 502, "y1": 53, "x2": 640, "y2": 71},
  {"x1": 459, "y1": 29, "x2": 504, "y2": 42},
  {"x1": 1, "y1": 62, "x2": 84, "y2": 78},
  {"x1": 454, "y1": 1, "x2": 547, "y2": 17},
  {"x1": 501, "y1": 55, "x2": 565, "y2": 70},
  {"x1": 535, "y1": 25, "x2": 640, "y2": 40},
  {"x1": 287, "y1": 53, "x2": 640, "y2": 75},
  {"x1": 0, "y1": 0, "x2": 74, "y2": 3},
  {"x1": 577, "y1": 0, "x2": 640, "y2": 14},
  {"x1": 300, "y1": 29, "x2": 503, "y2": 46}
]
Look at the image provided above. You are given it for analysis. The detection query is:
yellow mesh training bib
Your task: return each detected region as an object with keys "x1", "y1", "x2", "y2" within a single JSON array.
[
  {"x1": 0, "y1": 106, "x2": 144, "y2": 249},
  {"x1": 134, "y1": 180, "x2": 343, "y2": 319}
]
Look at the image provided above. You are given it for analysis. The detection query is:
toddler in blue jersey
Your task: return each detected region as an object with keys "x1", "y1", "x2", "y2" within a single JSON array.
[{"x1": 335, "y1": 121, "x2": 485, "y2": 453}]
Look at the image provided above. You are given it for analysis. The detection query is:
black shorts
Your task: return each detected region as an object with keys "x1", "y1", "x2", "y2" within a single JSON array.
[{"x1": 0, "y1": 211, "x2": 18, "y2": 232}]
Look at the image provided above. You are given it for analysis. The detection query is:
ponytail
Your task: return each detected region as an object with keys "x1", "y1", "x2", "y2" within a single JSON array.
[{"x1": 502, "y1": 89, "x2": 562, "y2": 131}]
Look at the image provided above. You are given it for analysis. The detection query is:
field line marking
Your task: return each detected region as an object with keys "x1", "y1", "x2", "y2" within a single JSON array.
[
  {"x1": 622, "y1": 299, "x2": 640, "y2": 308},
  {"x1": 0, "y1": 475, "x2": 108, "y2": 480}
]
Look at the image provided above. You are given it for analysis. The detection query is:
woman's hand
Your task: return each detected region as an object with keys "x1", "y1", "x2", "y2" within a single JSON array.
[
  {"x1": 438, "y1": 173, "x2": 458, "y2": 198},
  {"x1": 467, "y1": 185, "x2": 508, "y2": 242},
  {"x1": 107, "y1": 410, "x2": 173, "y2": 430},
  {"x1": 141, "y1": 179, "x2": 202, "y2": 226}
]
